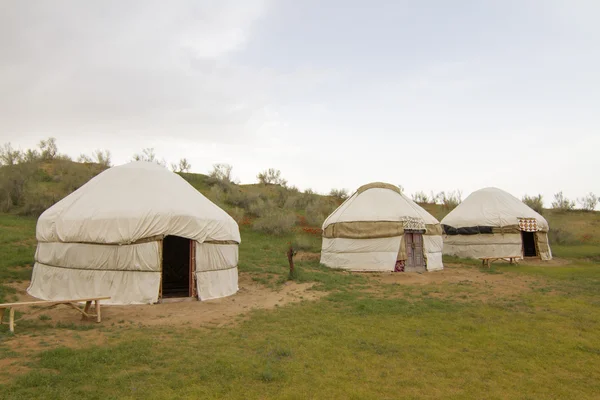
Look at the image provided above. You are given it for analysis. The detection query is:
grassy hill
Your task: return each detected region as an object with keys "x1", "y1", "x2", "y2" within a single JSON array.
[{"x1": 1, "y1": 160, "x2": 600, "y2": 398}]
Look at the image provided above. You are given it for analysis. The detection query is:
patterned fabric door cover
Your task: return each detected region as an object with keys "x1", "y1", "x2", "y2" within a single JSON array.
[{"x1": 518, "y1": 218, "x2": 538, "y2": 232}]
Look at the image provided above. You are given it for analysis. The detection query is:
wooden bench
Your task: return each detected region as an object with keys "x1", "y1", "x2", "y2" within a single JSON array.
[
  {"x1": 479, "y1": 257, "x2": 519, "y2": 268},
  {"x1": 0, "y1": 297, "x2": 110, "y2": 333}
]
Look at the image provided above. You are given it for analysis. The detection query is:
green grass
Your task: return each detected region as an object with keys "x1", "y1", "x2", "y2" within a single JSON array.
[
  {"x1": 2, "y1": 206, "x2": 600, "y2": 398},
  {"x1": 0, "y1": 214, "x2": 37, "y2": 302},
  {"x1": 2, "y1": 279, "x2": 600, "y2": 399}
]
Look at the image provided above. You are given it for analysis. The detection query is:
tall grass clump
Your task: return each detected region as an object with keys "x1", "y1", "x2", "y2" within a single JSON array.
[{"x1": 252, "y1": 210, "x2": 296, "y2": 235}]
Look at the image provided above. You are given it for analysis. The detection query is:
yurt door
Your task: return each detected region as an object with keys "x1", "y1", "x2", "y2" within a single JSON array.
[
  {"x1": 161, "y1": 236, "x2": 195, "y2": 298},
  {"x1": 404, "y1": 232, "x2": 425, "y2": 272}
]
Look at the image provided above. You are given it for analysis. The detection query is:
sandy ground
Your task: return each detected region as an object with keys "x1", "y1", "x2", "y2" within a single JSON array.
[{"x1": 5, "y1": 273, "x2": 324, "y2": 330}]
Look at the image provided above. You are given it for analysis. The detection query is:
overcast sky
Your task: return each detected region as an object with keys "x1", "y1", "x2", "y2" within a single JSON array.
[{"x1": 1, "y1": 1, "x2": 598, "y2": 204}]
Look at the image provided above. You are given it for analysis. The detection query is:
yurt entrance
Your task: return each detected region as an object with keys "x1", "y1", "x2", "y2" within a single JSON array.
[
  {"x1": 521, "y1": 231, "x2": 538, "y2": 257},
  {"x1": 404, "y1": 232, "x2": 425, "y2": 272},
  {"x1": 161, "y1": 236, "x2": 196, "y2": 299}
]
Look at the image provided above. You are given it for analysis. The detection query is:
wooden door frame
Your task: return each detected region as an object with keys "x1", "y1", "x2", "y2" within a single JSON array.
[
  {"x1": 158, "y1": 238, "x2": 196, "y2": 301},
  {"x1": 189, "y1": 240, "x2": 197, "y2": 298},
  {"x1": 404, "y1": 230, "x2": 426, "y2": 271}
]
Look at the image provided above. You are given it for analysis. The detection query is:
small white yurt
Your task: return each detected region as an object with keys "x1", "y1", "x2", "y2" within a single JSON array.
[
  {"x1": 28, "y1": 161, "x2": 241, "y2": 305},
  {"x1": 320, "y1": 182, "x2": 443, "y2": 272},
  {"x1": 441, "y1": 187, "x2": 551, "y2": 260}
]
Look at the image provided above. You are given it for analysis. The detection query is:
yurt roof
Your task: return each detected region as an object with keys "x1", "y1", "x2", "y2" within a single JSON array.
[
  {"x1": 36, "y1": 161, "x2": 240, "y2": 244},
  {"x1": 441, "y1": 187, "x2": 549, "y2": 230}
]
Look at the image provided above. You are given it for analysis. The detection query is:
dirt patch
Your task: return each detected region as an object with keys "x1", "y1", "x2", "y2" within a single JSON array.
[
  {"x1": 2, "y1": 273, "x2": 324, "y2": 339},
  {"x1": 0, "y1": 273, "x2": 326, "y2": 381},
  {"x1": 519, "y1": 257, "x2": 572, "y2": 267},
  {"x1": 369, "y1": 265, "x2": 549, "y2": 301}
]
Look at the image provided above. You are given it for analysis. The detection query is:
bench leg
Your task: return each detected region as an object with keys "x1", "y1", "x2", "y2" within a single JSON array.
[
  {"x1": 0, "y1": 308, "x2": 4, "y2": 325},
  {"x1": 9, "y1": 308, "x2": 15, "y2": 333},
  {"x1": 82, "y1": 301, "x2": 92, "y2": 321},
  {"x1": 95, "y1": 300, "x2": 101, "y2": 323}
]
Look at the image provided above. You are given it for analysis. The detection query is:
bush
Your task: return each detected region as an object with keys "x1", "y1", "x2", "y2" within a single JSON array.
[
  {"x1": 227, "y1": 207, "x2": 246, "y2": 224},
  {"x1": 412, "y1": 191, "x2": 429, "y2": 204},
  {"x1": 548, "y1": 227, "x2": 576, "y2": 245},
  {"x1": 208, "y1": 163, "x2": 233, "y2": 186},
  {"x1": 257, "y1": 168, "x2": 287, "y2": 186},
  {"x1": 551, "y1": 191, "x2": 575, "y2": 211},
  {"x1": 21, "y1": 184, "x2": 58, "y2": 216},
  {"x1": 577, "y1": 193, "x2": 598, "y2": 211},
  {"x1": 248, "y1": 197, "x2": 276, "y2": 218},
  {"x1": 252, "y1": 210, "x2": 296, "y2": 235},
  {"x1": 329, "y1": 188, "x2": 349, "y2": 200},
  {"x1": 522, "y1": 194, "x2": 544, "y2": 214},
  {"x1": 93, "y1": 150, "x2": 112, "y2": 167},
  {"x1": 439, "y1": 190, "x2": 462, "y2": 210},
  {"x1": 0, "y1": 143, "x2": 22, "y2": 165},
  {"x1": 227, "y1": 188, "x2": 259, "y2": 209},
  {"x1": 292, "y1": 235, "x2": 317, "y2": 251},
  {"x1": 305, "y1": 200, "x2": 328, "y2": 227}
]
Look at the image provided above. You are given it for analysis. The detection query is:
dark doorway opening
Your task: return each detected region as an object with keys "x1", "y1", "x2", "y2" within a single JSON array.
[
  {"x1": 162, "y1": 236, "x2": 191, "y2": 298},
  {"x1": 522, "y1": 231, "x2": 537, "y2": 257}
]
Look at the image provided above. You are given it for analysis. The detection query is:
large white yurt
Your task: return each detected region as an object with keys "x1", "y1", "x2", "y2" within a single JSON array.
[
  {"x1": 27, "y1": 161, "x2": 241, "y2": 305},
  {"x1": 441, "y1": 187, "x2": 551, "y2": 260},
  {"x1": 320, "y1": 182, "x2": 443, "y2": 272}
]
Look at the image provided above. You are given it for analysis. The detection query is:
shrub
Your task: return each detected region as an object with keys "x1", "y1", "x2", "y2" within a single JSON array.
[
  {"x1": 252, "y1": 210, "x2": 296, "y2": 235},
  {"x1": 209, "y1": 185, "x2": 226, "y2": 203},
  {"x1": 77, "y1": 154, "x2": 93, "y2": 163},
  {"x1": 257, "y1": 168, "x2": 287, "y2": 186},
  {"x1": 248, "y1": 197, "x2": 276, "y2": 218},
  {"x1": 208, "y1": 163, "x2": 233, "y2": 185},
  {"x1": 21, "y1": 184, "x2": 57, "y2": 216},
  {"x1": 227, "y1": 207, "x2": 246, "y2": 224},
  {"x1": 292, "y1": 235, "x2": 317, "y2": 251},
  {"x1": 548, "y1": 227, "x2": 576, "y2": 245},
  {"x1": 227, "y1": 188, "x2": 259, "y2": 209},
  {"x1": 551, "y1": 191, "x2": 575, "y2": 211},
  {"x1": 522, "y1": 194, "x2": 544, "y2": 214},
  {"x1": 439, "y1": 190, "x2": 462, "y2": 210},
  {"x1": 577, "y1": 192, "x2": 598, "y2": 211},
  {"x1": 329, "y1": 188, "x2": 349, "y2": 200},
  {"x1": 0, "y1": 143, "x2": 22, "y2": 165},
  {"x1": 305, "y1": 201, "x2": 328, "y2": 227},
  {"x1": 93, "y1": 150, "x2": 112, "y2": 167},
  {"x1": 412, "y1": 191, "x2": 429, "y2": 204},
  {"x1": 132, "y1": 148, "x2": 166, "y2": 166},
  {"x1": 38, "y1": 137, "x2": 58, "y2": 160}
]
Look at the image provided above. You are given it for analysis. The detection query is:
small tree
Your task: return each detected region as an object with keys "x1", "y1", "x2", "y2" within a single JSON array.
[
  {"x1": 22, "y1": 149, "x2": 40, "y2": 163},
  {"x1": 577, "y1": 192, "x2": 598, "y2": 211},
  {"x1": 93, "y1": 149, "x2": 111, "y2": 167},
  {"x1": 209, "y1": 163, "x2": 233, "y2": 183},
  {"x1": 77, "y1": 154, "x2": 93, "y2": 163},
  {"x1": 412, "y1": 191, "x2": 429, "y2": 204},
  {"x1": 38, "y1": 137, "x2": 58, "y2": 160},
  {"x1": 440, "y1": 190, "x2": 462, "y2": 210},
  {"x1": 551, "y1": 191, "x2": 575, "y2": 211},
  {"x1": 522, "y1": 194, "x2": 544, "y2": 214},
  {"x1": 0, "y1": 143, "x2": 22, "y2": 165},
  {"x1": 132, "y1": 148, "x2": 156, "y2": 162},
  {"x1": 329, "y1": 188, "x2": 349, "y2": 200},
  {"x1": 257, "y1": 168, "x2": 287, "y2": 186},
  {"x1": 178, "y1": 158, "x2": 191, "y2": 173}
]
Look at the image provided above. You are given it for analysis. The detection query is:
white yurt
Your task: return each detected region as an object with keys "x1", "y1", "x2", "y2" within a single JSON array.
[
  {"x1": 441, "y1": 187, "x2": 551, "y2": 260},
  {"x1": 320, "y1": 182, "x2": 443, "y2": 272},
  {"x1": 27, "y1": 161, "x2": 241, "y2": 305}
]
